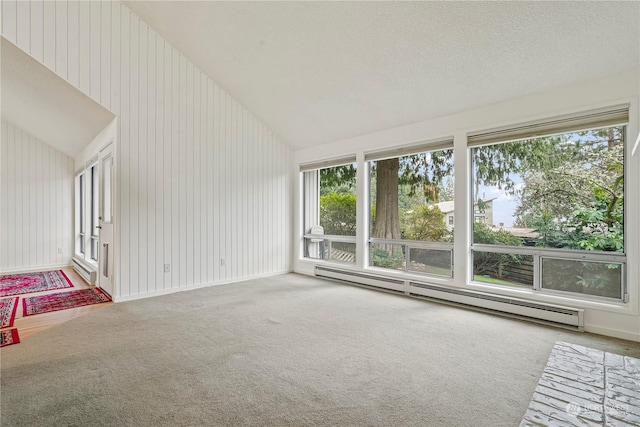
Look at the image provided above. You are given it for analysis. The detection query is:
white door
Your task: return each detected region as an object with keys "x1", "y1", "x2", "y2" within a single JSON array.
[{"x1": 98, "y1": 143, "x2": 114, "y2": 296}]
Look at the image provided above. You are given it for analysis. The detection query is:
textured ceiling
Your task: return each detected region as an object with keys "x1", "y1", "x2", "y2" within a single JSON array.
[
  {"x1": 1, "y1": 38, "x2": 114, "y2": 159},
  {"x1": 127, "y1": 1, "x2": 640, "y2": 149}
]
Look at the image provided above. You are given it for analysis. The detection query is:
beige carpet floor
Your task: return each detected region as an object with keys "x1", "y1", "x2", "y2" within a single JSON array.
[{"x1": 2, "y1": 273, "x2": 640, "y2": 426}]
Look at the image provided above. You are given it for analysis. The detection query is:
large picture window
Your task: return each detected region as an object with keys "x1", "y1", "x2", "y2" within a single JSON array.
[
  {"x1": 469, "y1": 107, "x2": 627, "y2": 300},
  {"x1": 302, "y1": 158, "x2": 357, "y2": 264},
  {"x1": 367, "y1": 141, "x2": 454, "y2": 277}
]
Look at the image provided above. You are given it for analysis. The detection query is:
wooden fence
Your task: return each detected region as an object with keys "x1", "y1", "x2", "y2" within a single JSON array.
[{"x1": 502, "y1": 259, "x2": 534, "y2": 285}]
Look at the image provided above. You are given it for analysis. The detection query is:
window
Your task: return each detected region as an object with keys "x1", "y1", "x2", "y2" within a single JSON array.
[
  {"x1": 77, "y1": 173, "x2": 85, "y2": 255},
  {"x1": 90, "y1": 164, "x2": 99, "y2": 261},
  {"x1": 367, "y1": 141, "x2": 454, "y2": 277},
  {"x1": 75, "y1": 163, "x2": 100, "y2": 265},
  {"x1": 469, "y1": 107, "x2": 628, "y2": 300},
  {"x1": 302, "y1": 158, "x2": 357, "y2": 264}
]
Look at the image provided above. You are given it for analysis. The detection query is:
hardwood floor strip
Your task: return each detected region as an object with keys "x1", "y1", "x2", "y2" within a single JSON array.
[{"x1": 10, "y1": 267, "x2": 112, "y2": 339}]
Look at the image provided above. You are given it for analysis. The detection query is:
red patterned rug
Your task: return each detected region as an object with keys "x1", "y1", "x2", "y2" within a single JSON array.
[
  {"x1": 0, "y1": 270, "x2": 74, "y2": 297},
  {"x1": 23, "y1": 288, "x2": 111, "y2": 316},
  {"x1": 0, "y1": 297, "x2": 19, "y2": 328},
  {"x1": 0, "y1": 328, "x2": 20, "y2": 347}
]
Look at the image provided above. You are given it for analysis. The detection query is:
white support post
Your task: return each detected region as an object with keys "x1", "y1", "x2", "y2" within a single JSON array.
[
  {"x1": 453, "y1": 131, "x2": 469, "y2": 286},
  {"x1": 355, "y1": 152, "x2": 368, "y2": 269}
]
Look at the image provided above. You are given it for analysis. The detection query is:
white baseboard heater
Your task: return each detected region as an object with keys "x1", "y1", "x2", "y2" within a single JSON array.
[
  {"x1": 315, "y1": 266, "x2": 584, "y2": 331},
  {"x1": 72, "y1": 257, "x2": 97, "y2": 285}
]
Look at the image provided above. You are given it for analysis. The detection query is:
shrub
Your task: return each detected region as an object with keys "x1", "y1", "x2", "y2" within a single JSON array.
[
  {"x1": 320, "y1": 193, "x2": 357, "y2": 236},
  {"x1": 403, "y1": 205, "x2": 449, "y2": 241}
]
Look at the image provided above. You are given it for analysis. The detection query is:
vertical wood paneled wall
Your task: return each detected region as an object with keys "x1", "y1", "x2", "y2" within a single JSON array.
[
  {"x1": 0, "y1": 119, "x2": 75, "y2": 272},
  {"x1": 1, "y1": 1, "x2": 292, "y2": 299}
]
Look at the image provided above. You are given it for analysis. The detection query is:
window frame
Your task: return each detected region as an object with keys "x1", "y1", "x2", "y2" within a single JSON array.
[
  {"x1": 77, "y1": 172, "x2": 86, "y2": 256},
  {"x1": 75, "y1": 161, "x2": 99, "y2": 266},
  {"x1": 468, "y1": 112, "x2": 628, "y2": 302},
  {"x1": 90, "y1": 163, "x2": 99, "y2": 261},
  {"x1": 301, "y1": 157, "x2": 358, "y2": 265},
  {"x1": 365, "y1": 140, "x2": 455, "y2": 278}
]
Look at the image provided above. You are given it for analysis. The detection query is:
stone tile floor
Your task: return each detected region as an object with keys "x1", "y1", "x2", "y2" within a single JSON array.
[{"x1": 521, "y1": 341, "x2": 640, "y2": 426}]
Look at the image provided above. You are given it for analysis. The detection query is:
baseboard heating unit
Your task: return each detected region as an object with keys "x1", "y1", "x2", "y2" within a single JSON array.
[
  {"x1": 315, "y1": 266, "x2": 584, "y2": 331},
  {"x1": 315, "y1": 266, "x2": 406, "y2": 294},
  {"x1": 72, "y1": 257, "x2": 97, "y2": 285}
]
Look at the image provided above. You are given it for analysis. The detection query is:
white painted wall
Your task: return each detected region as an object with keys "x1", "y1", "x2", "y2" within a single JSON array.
[
  {"x1": 75, "y1": 118, "x2": 117, "y2": 171},
  {"x1": 1, "y1": 1, "x2": 292, "y2": 300},
  {"x1": 0, "y1": 119, "x2": 75, "y2": 273},
  {"x1": 293, "y1": 70, "x2": 640, "y2": 341}
]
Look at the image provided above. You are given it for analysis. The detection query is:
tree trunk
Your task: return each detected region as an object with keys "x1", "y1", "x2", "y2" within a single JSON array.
[
  {"x1": 373, "y1": 158, "x2": 401, "y2": 240},
  {"x1": 607, "y1": 127, "x2": 615, "y2": 151}
]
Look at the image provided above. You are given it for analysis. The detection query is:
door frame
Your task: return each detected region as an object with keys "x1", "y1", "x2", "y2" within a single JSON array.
[{"x1": 97, "y1": 141, "x2": 116, "y2": 297}]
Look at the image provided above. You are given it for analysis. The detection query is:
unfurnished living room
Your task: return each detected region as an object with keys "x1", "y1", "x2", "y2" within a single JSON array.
[{"x1": 1, "y1": 1, "x2": 640, "y2": 426}]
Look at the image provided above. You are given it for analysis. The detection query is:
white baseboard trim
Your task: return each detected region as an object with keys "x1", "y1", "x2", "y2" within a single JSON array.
[
  {"x1": 113, "y1": 269, "x2": 292, "y2": 303},
  {"x1": 293, "y1": 264, "x2": 317, "y2": 277},
  {"x1": 0, "y1": 264, "x2": 71, "y2": 275},
  {"x1": 584, "y1": 324, "x2": 640, "y2": 343}
]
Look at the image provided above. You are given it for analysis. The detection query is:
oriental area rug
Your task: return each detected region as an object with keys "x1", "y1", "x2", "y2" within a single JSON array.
[
  {"x1": 23, "y1": 288, "x2": 111, "y2": 316},
  {"x1": 0, "y1": 328, "x2": 20, "y2": 347},
  {"x1": 0, "y1": 270, "x2": 74, "y2": 298},
  {"x1": 0, "y1": 296, "x2": 19, "y2": 328}
]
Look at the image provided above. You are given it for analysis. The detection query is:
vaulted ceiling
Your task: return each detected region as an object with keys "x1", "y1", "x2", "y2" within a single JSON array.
[
  {"x1": 1, "y1": 37, "x2": 115, "y2": 159},
  {"x1": 125, "y1": 1, "x2": 640, "y2": 149}
]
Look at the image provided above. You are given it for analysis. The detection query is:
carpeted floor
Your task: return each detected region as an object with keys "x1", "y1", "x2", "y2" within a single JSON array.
[{"x1": 2, "y1": 273, "x2": 640, "y2": 426}]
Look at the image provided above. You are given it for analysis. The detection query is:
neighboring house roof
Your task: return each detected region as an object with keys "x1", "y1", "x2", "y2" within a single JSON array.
[
  {"x1": 492, "y1": 227, "x2": 540, "y2": 239},
  {"x1": 435, "y1": 201, "x2": 455, "y2": 214},
  {"x1": 434, "y1": 198, "x2": 495, "y2": 215}
]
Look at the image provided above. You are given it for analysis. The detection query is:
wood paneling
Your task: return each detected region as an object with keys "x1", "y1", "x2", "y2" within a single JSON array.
[
  {"x1": 0, "y1": 120, "x2": 75, "y2": 272},
  {"x1": 1, "y1": 1, "x2": 292, "y2": 299}
]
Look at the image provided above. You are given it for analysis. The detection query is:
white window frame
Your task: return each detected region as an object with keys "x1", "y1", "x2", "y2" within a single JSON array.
[
  {"x1": 75, "y1": 160, "x2": 99, "y2": 266},
  {"x1": 300, "y1": 156, "x2": 358, "y2": 265},
  {"x1": 365, "y1": 139, "x2": 455, "y2": 278},
  {"x1": 90, "y1": 163, "x2": 99, "y2": 261},
  {"x1": 467, "y1": 107, "x2": 629, "y2": 302},
  {"x1": 75, "y1": 172, "x2": 86, "y2": 256}
]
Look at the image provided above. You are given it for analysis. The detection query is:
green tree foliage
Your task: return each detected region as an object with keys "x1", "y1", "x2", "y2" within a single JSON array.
[
  {"x1": 569, "y1": 188, "x2": 624, "y2": 252},
  {"x1": 319, "y1": 193, "x2": 357, "y2": 236},
  {"x1": 320, "y1": 127, "x2": 624, "y2": 263},
  {"x1": 473, "y1": 137, "x2": 563, "y2": 194},
  {"x1": 514, "y1": 127, "x2": 624, "y2": 252},
  {"x1": 370, "y1": 245, "x2": 404, "y2": 269},
  {"x1": 371, "y1": 150, "x2": 454, "y2": 241},
  {"x1": 402, "y1": 205, "x2": 449, "y2": 241},
  {"x1": 319, "y1": 163, "x2": 356, "y2": 191}
]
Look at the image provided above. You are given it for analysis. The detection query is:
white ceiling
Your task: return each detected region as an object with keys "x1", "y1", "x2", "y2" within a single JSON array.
[
  {"x1": 125, "y1": 1, "x2": 640, "y2": 150},
  {"x1": 1, "y1": 37, "x2": 114, "y2": 159}
]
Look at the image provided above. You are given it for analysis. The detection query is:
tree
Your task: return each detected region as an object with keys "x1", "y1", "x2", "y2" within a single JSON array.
[
  {"x1": 372, "y1": 158, "x2": 401, "y2": 240},
  {"x1": 319, "y1": 193, "x2": 357, "y2": 236},
  {"x1": 403, "y1": 205, "x2": 449, "y2": 241},
  {"x1": 513, "y1": 127, "x2": 624, "y2": 252},
  {"x1": 320, "y1": 126, "x2": 623, "y2": 253},
  {"x1": 371, "y1": 151, "x2": 453, "y2": 241}
]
